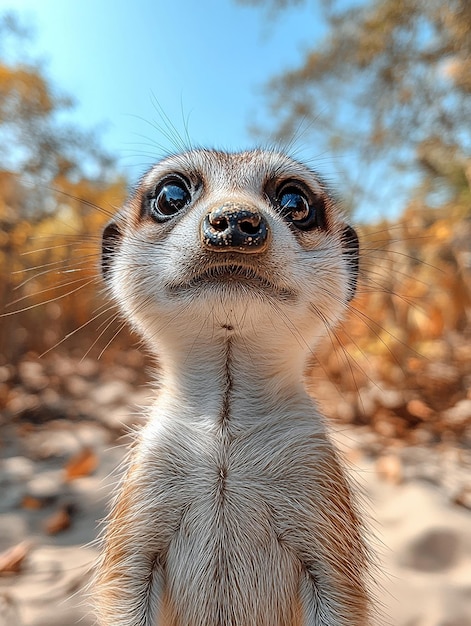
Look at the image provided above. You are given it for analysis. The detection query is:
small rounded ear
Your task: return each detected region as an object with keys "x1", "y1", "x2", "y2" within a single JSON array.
[
  {"x1": 341, "y1": 224, "x2": 359, "y2": 301},
  {"x1": 101, "y1": 220, "x2": 122, "y2": 281}
]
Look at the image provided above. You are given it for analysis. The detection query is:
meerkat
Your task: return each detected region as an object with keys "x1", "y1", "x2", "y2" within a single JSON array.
[{"x1": 95, "y1": 148, "x2": 371, "y2": 626}]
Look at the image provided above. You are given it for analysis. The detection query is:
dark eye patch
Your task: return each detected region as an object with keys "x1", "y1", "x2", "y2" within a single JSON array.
[
  {"x1": 150, "y1": 176, "x2": 192, "y2": 221},
  {"x1": 271, "y1": 179, "x2": 326, "y2": 231}
]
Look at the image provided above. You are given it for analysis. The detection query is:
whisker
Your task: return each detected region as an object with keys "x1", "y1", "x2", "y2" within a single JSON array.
[
  {"x1": 97, "y1": 318, "x2": 133, "y2": 360},
  {"x1": 20, "y1": 181, "x2": 119, "y2": 221},
  {"x1": 7, "y1": 275, "x2": 99, "y2": 308},
  {"x1": 81, "y1": 308, "x2": 124, "y2": 361},
  {"x1": 13, "y1": 258, "x2": 98, "y2": 289},
  {"x1": 19, "y1": 239, "x2": 101, "y2": 257},
  {"x1": 2, "y1": 278, "x2": 98, "y2": 316},
  {"x1": 39, "y1": 304, "x2": 117, "y2": 357}
]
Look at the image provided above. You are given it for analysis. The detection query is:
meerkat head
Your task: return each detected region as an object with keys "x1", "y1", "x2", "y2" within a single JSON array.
[{"x1": 101, "y1": 149, "x2": 359, "y2": 350}]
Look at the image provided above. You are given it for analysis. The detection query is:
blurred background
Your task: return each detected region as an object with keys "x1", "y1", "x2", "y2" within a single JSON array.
[{"x1": 0, "y1": 1, "x2": 470, "y2": 625}]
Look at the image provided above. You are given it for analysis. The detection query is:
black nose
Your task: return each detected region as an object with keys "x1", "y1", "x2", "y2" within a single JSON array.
[{"x1": 201, "y1": 203, "x2": 269, "y2": 253}]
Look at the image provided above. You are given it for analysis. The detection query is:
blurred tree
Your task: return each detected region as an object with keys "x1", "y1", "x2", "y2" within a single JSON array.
[
  {"x1": 239, "y1": 0, "x2": 471, "y2": 212},
  {"x1": 0, "y1": 13, "x2": 127, "y2": 363},
  {"x1": 0, "y1": 12, "x2": 115, "y2": 188},
  {"x1": 240, "y1": 0, "x2": 471, "y2": 397}
]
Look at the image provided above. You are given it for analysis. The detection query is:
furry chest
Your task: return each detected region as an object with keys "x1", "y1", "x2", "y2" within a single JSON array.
[{"x1": 161, "y1": 485, "x2": 303, "y2": 626}]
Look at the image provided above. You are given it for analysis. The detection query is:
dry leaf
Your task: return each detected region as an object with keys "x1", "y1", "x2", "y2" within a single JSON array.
[
  {"x1": 407, "y1": 399, "x2": 433, "y2": 420},
  {"x1": 44, "y1": 506, "x2": 72, "y2": 535},
  {"x1": 453, "y1": 487, "x2": 471, "y2": 511},
  {"x1": 64, "y1": 446, "x2": 98, "y2": 481},
  {"x1": 21, "y1": 495, "x2": 43, "y2": 510},
  {"x1": 0, "y1": 541, "x2": 31, "y2": 575}
]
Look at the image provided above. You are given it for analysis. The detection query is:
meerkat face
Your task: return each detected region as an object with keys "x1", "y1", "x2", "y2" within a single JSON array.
[{"x1": 101, "y1": 149, "x2": 359, "y2": 345}]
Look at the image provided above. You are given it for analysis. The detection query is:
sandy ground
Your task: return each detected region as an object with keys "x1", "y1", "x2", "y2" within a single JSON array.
[{"x1": 0, "y1": 387, "x2": 470, "y2": 626}]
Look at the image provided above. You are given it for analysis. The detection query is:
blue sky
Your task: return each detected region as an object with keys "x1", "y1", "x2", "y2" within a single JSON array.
[
  {"x1": 3, "y1": 1, "x2": 326, "y2": 179},
  {"x1": 1, "y1": 0, "x2": 416, "y2": 220}
]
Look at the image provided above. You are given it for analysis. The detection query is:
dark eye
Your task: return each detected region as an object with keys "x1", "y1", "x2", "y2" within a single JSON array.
[
  {"x1": 277, "y1": 185, "x2": 318, "y2": 230},
  {"x1": 151, "y1": 178, "x2": 191, "y2": 220}
]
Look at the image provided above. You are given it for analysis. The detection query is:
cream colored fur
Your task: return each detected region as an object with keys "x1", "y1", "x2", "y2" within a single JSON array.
[{"x1": 95, "y1": 150, "x2": 371, "y2": 625}]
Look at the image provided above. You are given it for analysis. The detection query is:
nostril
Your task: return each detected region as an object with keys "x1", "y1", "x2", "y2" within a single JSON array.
[
  {"x1": 239, "y1": 217, "x2": 261, "y2": 235},
  {"x1": 210, "y1": 215, "x2": 229, "y2": 232},
  {"x1": 202, "y1": 203, "x2": 269, "y2": 253}
]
